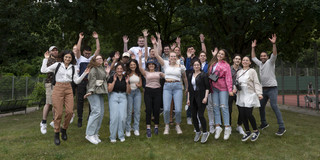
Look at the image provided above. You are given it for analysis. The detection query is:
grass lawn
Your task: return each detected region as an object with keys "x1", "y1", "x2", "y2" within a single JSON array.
[{"x1": 0, "y1": 98, "x2": 320, "y2": 160}]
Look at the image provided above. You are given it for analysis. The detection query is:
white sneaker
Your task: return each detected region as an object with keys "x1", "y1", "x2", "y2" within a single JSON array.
[
  {"x1": 175, "y1": 125, "x2": 183, "y2": 134},
  {"x1": 209, "y1": 125, "x2": 215, "y2": 134},
  {"x1": 224, "y1": 127, "x2": 232, "y2": 140},
  {"x1": 50, "y1": 121, "x2": 54, "y2": 128},
  {"x1": 163, "y1": 125, "x2": 169, "y2": 135},
  {"x1": 40, "y1": 122, "x2": 47, "y2": 134},
  {"x1": 85, "y1": 135, "x2": 98, "y2": 145},
  {"x1": 120, "y1": 138, "x2": 125, "y2": 142},
  {"x1": 125, "y1": 131, "x2": 131, "y2": 137},
  {"x1": 134, "y1": 130, "x2": 140, "y2": 136},
  {"x1": 236, "y1": 125, "x2": 246, "y2": 136},
  {"x1": 110, "y1": 139, "x2": 116, "y2": 143},
  {"x1": 70, "y1": 113, "x2": 75, "y2": 124},
  {"x1": 187, "y1": 118, "x2": 192, "y2": 125},
  {"x1": 214, "y1": 126, "x2": 223, "y2": 139},
  {"x1": 94, "y1": 134, "x2": 101, "y2": 143}
]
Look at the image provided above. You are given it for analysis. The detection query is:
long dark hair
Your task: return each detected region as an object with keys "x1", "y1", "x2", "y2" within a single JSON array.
[
  {"x1": 61, "y1": 50, "x2": 76, "y2": 65},
  {"x1": 126, "y1": 59, "x2": 141, "y2": 76},
  {"x1": 192, "y1": 59, "x2": 202, "y2": 72}
]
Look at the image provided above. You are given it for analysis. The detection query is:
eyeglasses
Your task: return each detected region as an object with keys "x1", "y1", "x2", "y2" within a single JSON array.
[{"x1": 96, "y1": 58, "x2": 102, "y2": 60}]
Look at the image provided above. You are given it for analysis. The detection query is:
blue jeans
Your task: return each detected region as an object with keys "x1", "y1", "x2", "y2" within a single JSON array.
[
  {"x1": 259, "y1": 87, "x2": 285, "y2": 129},
  {"x1": 163, "y1": 82, "x2": 183, "y2": 124},
  {"x1": 86, "y1": 94, "x2": 104, "y2": 136},
  {"x1": 126, "y1": 88, "x2": 141, "y2": 132},
  {"x1": 108, "y1": 92, "x2": 127, "y2": 140},
  {"x1": 212, "y1": 87, "x2": 230, "y2": 126}
]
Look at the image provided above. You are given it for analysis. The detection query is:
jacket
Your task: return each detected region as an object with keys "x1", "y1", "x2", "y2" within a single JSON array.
[
  {"x1": 87, "y1": 66, "x2": 109, "y2": 94},
  {"x1": 208, "y1": 60, "x2": 233, "y2": 93},
  {"x1": 187, "y1": 72, "x2": 210, "y2": 106}
]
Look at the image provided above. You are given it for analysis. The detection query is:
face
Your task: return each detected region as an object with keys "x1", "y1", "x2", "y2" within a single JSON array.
[
  {"x1": 122, "y1": 57, "x2": 129, "y2": 63},
  {"x1": 137, "y1": 38, "x2": 144, "y2": 47},
  {"x1": 116, "y1": 65, "x2": 123, "y2": 76},
  {"x1": 217, "y1": 50, "x2": 226, "y2": 61},
  {"x1": 83, "y1": 50, "x2": 92, "y2": 59},
  {"x1": 148, "y1": 63, "x2": 155, "y2": 71},
  {"x1": 164, "y1": 47, "x2": 170, "y2": 55},
  {"x1": 50, "y1": 48, "x2": 58, "y2": 58},
  {"x1": 63, "y1": 53, "x2": 72, "y2": 65},
  {"x1": 188, "y1": 47, "x2": 195, "y2": 56},
  {"x1": 72, "y1": 45, "x2": 77, "y2": 54},
  {"x1": 193, "y1": 61, "x2": 201, "y2": 72},
  {"x1": 242, "y1": 57, "x2": 251, "y2": 67},
  {"x1": 129, "y1": 61, "x2": 137, "y2": 71},
  {"x1": 169, "y1": 52, "x2": 177, "y2": 62},
  {"x1": 260, "y1": 52, "x2": 268, "y2": 63},
  {"x1": 199, "y1": 53, "x2": 207, "y2": 63},
  {"x1": 96, "y1": 55, "x2": 103, "y2": 65},
  {"x1": 174, "y1": 47, "x2": 180, "y2": 56},
  {"x1": 233, "y1": 56, "x2": 241, "y2": 66},
  {"x1": 149, "y1": 49, "x2": 155, "y2": 57}
]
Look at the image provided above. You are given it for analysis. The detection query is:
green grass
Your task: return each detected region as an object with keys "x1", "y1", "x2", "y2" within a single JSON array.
[{"x1": 0, "y1": 99, "x2": 320, "y2": 160}]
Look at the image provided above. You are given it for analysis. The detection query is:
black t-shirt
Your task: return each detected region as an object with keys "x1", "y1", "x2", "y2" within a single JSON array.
[{"x1": 107, "y1": 76, "x2": 127, "y2": 93}]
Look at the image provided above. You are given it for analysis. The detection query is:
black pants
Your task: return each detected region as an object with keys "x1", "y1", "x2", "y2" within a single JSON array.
[
  {"x1": 145, "y1": 87, "x2": 161, "y2": 125},
  {"x1": 239, "y1": 107, "x2": 257, "y2": 132},
  {"x1": 229, "y1": 95, "x2": 242, "y2": 126},
  {"x1": 191, "y1": 94, "x2": 207, "y2": 132},
  {"x1": 77, "y1": 80, "x2": 91, "y2": 120}
]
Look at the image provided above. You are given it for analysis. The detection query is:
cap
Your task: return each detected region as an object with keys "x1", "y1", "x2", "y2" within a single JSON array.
[
  {"x1": 122, "y1": 52, "x2": 130, "y2": 58},
  {"x1": 49, "y1": 46, "x2": 57, "y2": 51},
  {"x1": 146, "y1": 58, "x2": 158, "y2": 69}
]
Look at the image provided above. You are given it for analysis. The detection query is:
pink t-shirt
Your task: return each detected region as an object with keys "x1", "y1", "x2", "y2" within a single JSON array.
[{"x1": 145, "y1": 71, "x2": 161, "y2": 88}]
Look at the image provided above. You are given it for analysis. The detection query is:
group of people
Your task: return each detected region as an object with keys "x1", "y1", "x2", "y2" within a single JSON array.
[{"x1": 39, "y1": 30, "x2": 286, "y2": 145}]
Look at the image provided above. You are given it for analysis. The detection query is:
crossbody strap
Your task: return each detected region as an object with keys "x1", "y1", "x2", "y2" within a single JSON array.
[{"x1": 236, "y1": 68, "x2": 251, "y2": 80}]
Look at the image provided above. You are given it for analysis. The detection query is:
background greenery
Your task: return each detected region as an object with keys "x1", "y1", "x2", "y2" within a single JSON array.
[{"x1": 0, "y1": 0, "x2": 319, "y2": 76}]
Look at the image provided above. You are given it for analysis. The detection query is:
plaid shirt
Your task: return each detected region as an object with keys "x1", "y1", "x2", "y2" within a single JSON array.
[
  {"x1": 209, "y1": 60, "x2": 233, "y2": 93},
  {"x1": 44, "y1": 56, "x2": 57, "y2": 83}
]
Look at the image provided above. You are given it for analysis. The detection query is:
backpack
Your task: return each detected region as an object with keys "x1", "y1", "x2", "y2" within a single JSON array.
[{"x1": 52, "y1": 63, "x2": 76, "y2": 94}]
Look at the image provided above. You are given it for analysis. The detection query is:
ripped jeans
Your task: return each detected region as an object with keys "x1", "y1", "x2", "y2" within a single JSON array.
[{"x1": 212, "y1": 87, "x2": 230, "y2": 126}]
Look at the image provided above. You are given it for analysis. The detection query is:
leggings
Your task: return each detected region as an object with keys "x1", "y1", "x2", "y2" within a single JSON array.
[
  {"x1": 239, "y1": 107, "x2": 257, "y2": 132},
  {"x1": 145, "y1": 87, "x2": 162, "y2": 125},
  {"x1": 191, "y1": 95, "x2": 207, "y2": 132}
]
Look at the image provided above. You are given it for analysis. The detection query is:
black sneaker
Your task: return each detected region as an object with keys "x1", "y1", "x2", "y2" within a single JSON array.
[
  {"x1": 146, "y1": 129, "x2": 152, "y2": 138},
  {"x1": 259, "y1": 124, "x2": 269, "y2": 130},
  {"x1": 241, "y1": 132, "x2": 252, "y2": 142},
  {"x1": 78, "y1": 119, "x2": 82, "y2": 128},
  {"x1": 275, "y1": 128, "x2": 286, "y2": 136},
  {"x1": 251, "y1": 131, "x2": 260, "y2": 141},
  {"x1": 154, "y1": 128, "x2": 159, "y2": 135}
]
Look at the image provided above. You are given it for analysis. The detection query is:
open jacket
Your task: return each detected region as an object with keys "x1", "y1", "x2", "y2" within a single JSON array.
[
  {"x1": 87, "y1": 66, "x2": 109, "y2": 94},
  {"x1": 187, "y1": 72, "x2": 210, "y2": 106},
  {"x1": 208, "y1": 60, "x2": 233, "y2": 93}
]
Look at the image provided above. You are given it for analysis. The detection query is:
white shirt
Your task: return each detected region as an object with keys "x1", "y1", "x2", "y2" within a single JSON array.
[
  {"x1": 41, "y1": 59, "x2": 87, "y2": 84},
  {"x1": 191, "y1": 75, "x2": 196, "y2": 90},
  {"x1": 75, "y1": 55, "x2": 94, "y2": 72},
  {"x1": 162, "y1": 60, "x2": 186, "y2": 81},
  {"x1": 129, "y1": 46, "x2": 151, "y2": 69}
]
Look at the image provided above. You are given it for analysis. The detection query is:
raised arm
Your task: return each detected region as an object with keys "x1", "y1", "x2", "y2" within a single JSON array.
[
  {"x1": 123, "y1": 35, "x2": 129, "y2": 52},
  {"x1": 108, "y1": 74, "x2": 117, "y2": 93},
  {"x1": 251, "y1": 39, "x2": 257, "y2": 58},
  {"x1": 200, "y1": 34, "x2": 207, "y2": 53},
  {"x1": 41, "y1": 51, "x2": 58, "y2": 73},
  {"x1": 76, "y1": 32, "x2": 84, "y2": 59},
  {"x1": 110, "y1": 52, "x2": 120, "y2": 71},
  {"x1": 211, "y1": 47, "x2": 218, "y2": 57},
  {"x1": 176, "y1": 37, "x2": 181, "y2": 48},
  {"x1": 138, "y1": 50, "x2": 146, "y2": 76},
  {"x1": 269, "y1": 34, "x2": 277, "y2": 56},
  {"x1": 92, "y1": 31, "x2": 100, "y2": 56},
  {"x1": 152, "y1": 36, "x2": 164, "y2": 66},
  {"x1": 156, "y1": 32, "x2": 162, "y2": 54},
  {"x1": 142, "y1": 29, "x2": 149, "y2": 60}
]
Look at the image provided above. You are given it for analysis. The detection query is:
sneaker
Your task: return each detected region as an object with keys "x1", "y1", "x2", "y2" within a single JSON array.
[
  {"x1": 125, "y1": 131, "x2": 131, "y2": 137},
  {"x1": 77, "y1": 119, "x2": 82, "y2": 128},
  {"x1": 259, "y1": 123, "x2": 269, "y2": 130},
  {"x1": 209, "y1": 125, "x2": 215, "y2": 134},
  {"x1": 241, "y1": 132, "x2": 252, "y2": 142},
  {"x1": 110, "y1": 139, "x2": 116, "y2": 143},
  {"x1": 163, "y1": 125, "x2": 169, "y2": 135},
  {"x1": 119, "y1": 138, "x2": 125, "y2": 142},
  {"x1": 275, "y1": 128, "x2": 286, "y2": 136},
  {"x1": 40, "y1": 122, "x2": 47, "y2": 134},
  {"x1": 86, "y1": 135, "x2": 98, "y2": 144},
  {"x1": 154, "y1": 128, "x2": 159, "y2": 135},
  {"x1": 201, "y1": 132, "x2": 210, "y2": 143},
  {"x1": 236, "y1": 125, "x2": 246, "y2": 136},
  {"x1": 187, "y1": 117, "x2": 192, "y2": 125},
  {"x1": 94, "y1": 134, "x2": 101, "y2": 143},
  {"x1": 214, "y1": 126, "x2": 223, "y2": 139},
  {"x1": 134, "y1": 130, "x2": 140, "y2": 136},
  {"x1": 194, "y1": 132, "x2": 202, "y2": 142},
  {"x1": 223, "y1": 127, "x2": 232, "y2": 140},
  {"x1": 70, "y1": 113, "x2": 75, "y2": 124},
  {"x1": 146, "y1": 129, "x2": 152, "y2": 138},
  {"x1": 50, "y1": 121, "x2": 54, "y2": 128},
  {"x1": 175, "y1": 125, "x2": 182, "y2": 134},
  {"x1": 251, "y1": 131, "x2": 260, "y2": 141}
]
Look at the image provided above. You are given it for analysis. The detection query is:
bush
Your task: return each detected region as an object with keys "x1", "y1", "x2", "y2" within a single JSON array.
[{"x1": 30, "y1": 82, "x2": 45, "y2": 103}]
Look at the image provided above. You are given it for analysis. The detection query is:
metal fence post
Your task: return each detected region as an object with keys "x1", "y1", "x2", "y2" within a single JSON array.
[
  {"x1": 26, "y1": 77, "x2": 28, "y2": 97},
  {"x1": 12, "y1": 76, "x2": 14, "y2": 100},
  {"x1": 314, "y1": 43, "x2": 319, "y2": 111},
  {"x1": 296, "y1": 61, "x2": 299, "y2": 107}
]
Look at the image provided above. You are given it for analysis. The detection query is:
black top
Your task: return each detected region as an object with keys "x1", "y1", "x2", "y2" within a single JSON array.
[
  {"x1": 107, "y1": 76, "x2": 127, "y2": 93},
  {"x1": 187, "y1": 72, "x2": 210, "y2": 105}
]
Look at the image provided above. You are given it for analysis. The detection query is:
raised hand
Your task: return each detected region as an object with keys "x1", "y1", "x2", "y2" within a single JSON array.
[
  {"x1": 113, "y1": 74, "x2": 117, "y2": 82},
  {"x1": 187, "y1": 48, "x2": 192, "y2": 58},
  {"x1": 252, "y1": 39, "x2": 257, "y2": 48},
  {"x1": 79, "y1": 32, "x2": 84, "y2": 39},
  {"x1": 269, "y1": 34, "x2": 277, "y2": 44},
  {"x1": 211, "y1": 47, "x2": 218, "y2": 56},
  {"x1": 156, "y1": 32, "x2": 161, "y2": 39},
  {"x1": 175, "y1": 37, "x2": 181, "y2": 45},
  {"x1": 171, "y1": 43, "x2": 177, "y2": 50},
  {"x1": 123, "y1": 35, "x2": 129, "y2": 43},
  {"x1": 142, "y1": 29, "x2": 148, "y2": 37},
  {"x1": 151, "y1": 35, "x2": 157, "y2": 45},
  {"x1": 138, "y1": 50, "x2": 143, "y2": 58},
  {"x1": 44, "y1": 51, "x2": 50, "y2": 59},
  {"x1": 84, "y1": 67, "x2": 91, "y2": 74},
  {"x1": 92, "y1": 31, "x2": 99, "y2": 39},
  {"x1": 200, "y1": 34, "x2": 205, "y2": 43}
]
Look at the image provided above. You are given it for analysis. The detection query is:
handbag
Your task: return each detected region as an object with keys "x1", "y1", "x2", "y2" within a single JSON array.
[
  {"x1": 209, "y1": 70, "x2": 220, "y2": 82},
  {"x1": 95, "y1": 79, "x2": 108, "y2": 94}
]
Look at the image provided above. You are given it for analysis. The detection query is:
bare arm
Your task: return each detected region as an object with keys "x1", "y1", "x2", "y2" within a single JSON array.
[
  {"x1": 123, "y1": 35, "x2": 129, "y2": 52},
  {"x1": 138, "y1": 50, "x2": 146, "y2": 76},
  {"x1": 93, "y1": 31, "x2": 100, "y2": 56},
  {"x1": 76, "y1": 32, "x2": 84, "y2": 59},
  {"x1": 200, "y1": 34, "x2": 207, "y2": 53},
  {"x1": 251, "y1": 39, "x2": 257, "y2": 58},
  {"x1": 269, "y1": 34, "x2": 277, "y2": 56},
  {"x1": 156, "y1": 32, "x2": 162, "y2": 54},
  {"x1": 142, "y1": 29, "x2": 149, "y2": 59},
  {"x1": 126, "y1": 76, "x2": 131, "y2": 94},
  {"x1": 176, "y1": 37, "x2": 181, "y2": 48},
  {"x1": 152, "y1": 36, "x2": 164, "y2": 66}
]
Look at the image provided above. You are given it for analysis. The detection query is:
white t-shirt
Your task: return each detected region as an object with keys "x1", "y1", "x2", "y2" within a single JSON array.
[
  {"x1": 129, "y1": 46, "x2": 151, "y2": 69},
  {"x1": 162, "y1": 60, "x2": 186, "y2": 81},
  {"x1": 76, "y1": 55, "x2": 94, "y2": 75}
]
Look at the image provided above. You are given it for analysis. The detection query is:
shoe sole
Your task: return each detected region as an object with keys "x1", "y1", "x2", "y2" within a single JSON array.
[
  {"x1": 242, "y1": 134, "x2": 253, "y2": 142},
  {"x1": 251, "y1": 133, "x2": 260, "y2": 142},
  {"x1": 275, "y1": 129, "x2": 286, "y2": 136},
  {"x1": 85, "y1": 136, "x2": 98, "y2": 145},
  {"x1": 201, "y1": 134, "x2": 209, "y2": 143},
  {"x1": 260, "y1": 124, "x2": 269, "y2": 130}
]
